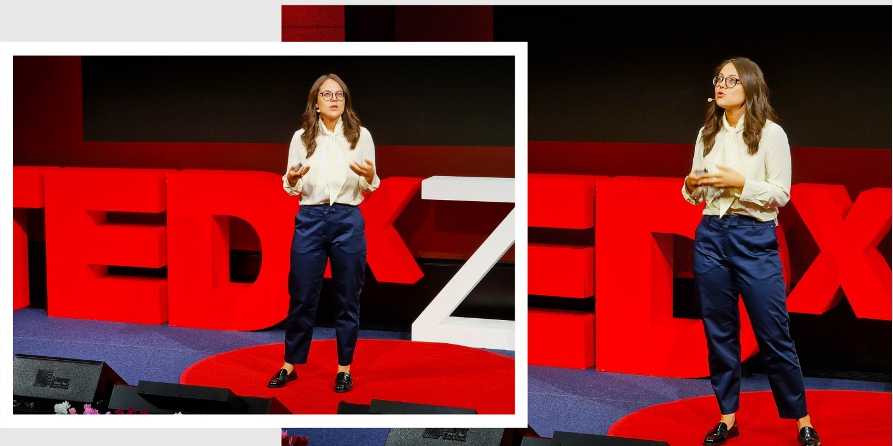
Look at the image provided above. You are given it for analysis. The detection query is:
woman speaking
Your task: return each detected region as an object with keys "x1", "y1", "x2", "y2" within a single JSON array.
[
  {"x1": 682, "y1": 58, "x2": 820, "y2": 446},
  {"x1": 268, "y1": 73, "x2": 380, "y2": 393}
]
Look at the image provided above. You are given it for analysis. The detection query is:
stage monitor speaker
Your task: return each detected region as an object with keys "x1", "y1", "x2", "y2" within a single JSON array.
[
  {"x1": 386, "y1": 429, "x2": 510, "y2": 446},
  {"x1": 337, "y1": 401, "x2": 372, "y2": 414},
  {"x1": 13, "y1": 354, "x2": 126, "y2": 413},
  {"x1": 241, "y1": 394, "x2": 290, "y2": 414},
  {"x1": 370, "y1": 399, "x2": 477, "y2": 414},
  {"x1": 137, "y1": 380, "x2": 241, "y2": 413},
  {"x1": 520, "y1": 437, "x2": 556, "y2": 445},
  {"x1": 387, "y1": 427, "x2": 539, "y2": 446},
  {"x1": 108, "y1": 382, "x2": 288, "y2": 414},
  {"x1": 553, "y1": 431, "x2": 669, "y2": 446}
]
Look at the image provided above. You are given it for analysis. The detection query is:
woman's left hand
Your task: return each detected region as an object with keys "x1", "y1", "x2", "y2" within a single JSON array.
[
  {"x1": 350, "y1": 159, "x2": 375, "y2": 184},
  {"x1": 696, "y1": 164, "x2": 745, "y2": 189}
]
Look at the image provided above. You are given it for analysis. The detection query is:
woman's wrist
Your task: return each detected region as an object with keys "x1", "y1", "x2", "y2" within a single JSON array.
[{"x1": 684, "y1": 175, "x2": 697, "y2": 193}]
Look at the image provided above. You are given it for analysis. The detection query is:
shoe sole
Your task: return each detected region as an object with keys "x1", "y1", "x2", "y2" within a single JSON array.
[{"x1": 267, "y1": 375, "x2": 297, "y2": 388}]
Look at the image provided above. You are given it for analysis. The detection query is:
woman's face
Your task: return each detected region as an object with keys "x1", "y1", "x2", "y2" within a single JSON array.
[
  {"x1": 316, "y1": 78, "x2": 345, "y2": 121},
  {"x1": 713, "y1": 63, "x2": 746, "y2": 110}
]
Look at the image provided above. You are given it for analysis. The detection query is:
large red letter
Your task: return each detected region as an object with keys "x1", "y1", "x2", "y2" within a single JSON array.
[
  {"x1": 596, "y1": 177, "x2": 759, "y2": 377},
  {"x1": 788, "y1": 185, "x2": 891, "y2": 320},
  {"x1": 166, "y1": 170, "x2": 296, "y2": 330},
  {"x1": 13, "y1": 167, "x2": 53, "y2": 311},
  {"x1": 359, "y1": 177, "x2": 423, "y2": 284},
  {"x1": 44, "y1": 168, "x2": 169, "y2": 323},
  {"x1": 14, "y1": 216, "x2": 29, "y2": 310},
  {"x1": 528, "y1": 174, "x2": 602, "y2": 368}
]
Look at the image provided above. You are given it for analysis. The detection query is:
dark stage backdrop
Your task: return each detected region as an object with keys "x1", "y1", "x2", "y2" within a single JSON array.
[
  {"x1": 495, "y1": 5, "x2": 891, "y2": 148},
  {"x1": 81, "y1": 56, "x2": 514, "y2": 146}
]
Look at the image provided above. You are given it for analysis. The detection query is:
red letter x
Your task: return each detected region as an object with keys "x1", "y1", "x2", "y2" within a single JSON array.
[{"x1": 787, "y1": 185, "x2": 891, "y2": 320}]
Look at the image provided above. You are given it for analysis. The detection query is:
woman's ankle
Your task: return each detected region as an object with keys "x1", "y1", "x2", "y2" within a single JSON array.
[
  {"x1": 797, "y1": 415, "x2": 813, "y2": 429},
  {"x1": 720, "y1": 414, "x2": 736, "y2": 428}
]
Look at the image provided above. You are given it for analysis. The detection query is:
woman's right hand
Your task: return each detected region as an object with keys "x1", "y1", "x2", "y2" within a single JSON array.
[
  {"x1": 684, "y1": 172, "x2": 704, "y2": 193},
  {"x1": 287, "y1": 164, "x2": 310, "y2": 186}
]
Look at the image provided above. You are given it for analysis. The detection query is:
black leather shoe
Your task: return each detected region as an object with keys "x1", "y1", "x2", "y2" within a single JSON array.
[
  {"x1": 267, "y1": 368, "x2": 297, "y2": 388},
  {"x1": 798, "y1": 426, "x2": 821, "y2": 446},
  {"x1": 334, "y1": 372, "x2": 352, "y2": 393},
  {"x1": 703, "y1": 422, "x2": 739, "y2": 445}
]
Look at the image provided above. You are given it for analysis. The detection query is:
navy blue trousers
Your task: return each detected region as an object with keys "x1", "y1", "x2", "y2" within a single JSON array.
[
  {"x1": 284, "y1": 203, "x2": 366, "y2": 366},
  {"x1": 694, "y1": 214, "x2": 808, "y2": 419}
]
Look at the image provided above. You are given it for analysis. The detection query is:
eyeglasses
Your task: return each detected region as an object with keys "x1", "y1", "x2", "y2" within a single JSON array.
[
  {"x1": 319, "y1": 90, "x2": 345, "y2": 102},
  {"x1": 712, "y1": 74, "x2": 742, "y2": 89}
]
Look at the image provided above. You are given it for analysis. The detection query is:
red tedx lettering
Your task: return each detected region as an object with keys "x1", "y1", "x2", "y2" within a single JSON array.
[
  {"x1": 14, "y1": 167, "x2": 425, "y2": 329},
  {"x1": 14, "y1": 168, "x2": 889, "y2": 377}
]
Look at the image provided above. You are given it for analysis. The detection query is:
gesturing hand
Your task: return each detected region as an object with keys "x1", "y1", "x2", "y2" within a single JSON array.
[
  {"x1": 695, "y1": 165, "x2": 745, "y2": 189},
  {"x1": 684, "y1": 171, "x2": 705, "y2": 193},
  {"x1": 286, "y1": 164, "x2": 310, "y2": 186},
  {"x1": 350, "y1": 159, "x2": 375, "y2": 184}
]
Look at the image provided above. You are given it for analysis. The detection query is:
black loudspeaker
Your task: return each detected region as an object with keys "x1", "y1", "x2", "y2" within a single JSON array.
[
  {"x1": 108, "y1": 381, "x2": 289, "y2": 414},
  {"x1": 137, "y1": 380, "x2": 241, "y2": 412},
  {"x1": 13, "y1": 354, "x2": 126, "y2": 413},
  {"x1": 239, "y1": 395, "x2": 289, "y2": 414},
  {"x1": 385, "y1": 429, "x2": 517, "y2": 446},
  {"x1": 520, "y1": 437, "x2": 556, "y2": 445},
  {"x1": 336, "y1": 401, "x2": 372, "y2": 414},
  {"x1": 370, "y1": 399, "x2": 477, "y2": 414},
  {"x1": 373, "y1": 400, "x2": 537, "y2": 445},
  {"x1": 553, "y1": 431, "x2": 670, "y2": 446}
]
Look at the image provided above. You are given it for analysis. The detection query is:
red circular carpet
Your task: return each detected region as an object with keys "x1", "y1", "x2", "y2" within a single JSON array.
[
  {"x1": 608, "y1": 390, "x2": 891, "y2": 445},
  {"x1": 180, "y1": 339, "x2": 514, "y2": 414}
]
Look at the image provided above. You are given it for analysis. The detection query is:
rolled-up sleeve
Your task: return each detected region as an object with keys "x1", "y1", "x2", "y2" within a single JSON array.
[
  {"x1": 682, "y1": 182, "x2": 703, "y2": 205},
  {"x1": 282, "y1": 130, "x2": 305, "y2": 197},
  {"x1": 738, "y1": 124, "x2": 792, "y2": 208},
  {"x1": 282, "y1": 174, "x2": 302, "y2": 197},
  {"x1": 357, "y1": 128, "x2": 381, "y2": 193},
  {"x1": 682, "y1": 128, "x2": 706, "y2": 205}
]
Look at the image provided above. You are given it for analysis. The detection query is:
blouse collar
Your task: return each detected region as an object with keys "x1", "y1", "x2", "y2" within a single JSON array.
[
  {"x1": 318, "y1": 116, "x2": 344, "y2": 136},
  {"x1": 722, "y1": 111, "x2": 745, "y2": 133}
]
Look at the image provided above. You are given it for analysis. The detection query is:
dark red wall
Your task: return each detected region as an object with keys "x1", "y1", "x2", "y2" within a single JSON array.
[{"x1": 282, "y1": 6, "x2": 495, "y2": 42}]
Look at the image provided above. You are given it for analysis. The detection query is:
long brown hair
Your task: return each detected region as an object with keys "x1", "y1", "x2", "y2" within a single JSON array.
[
  {"x1": 300, "y1": 73, "x2": 362, "y2": 157},
  {"x1": 701, "y1": 57, "x2": 778, "y2": 156}
]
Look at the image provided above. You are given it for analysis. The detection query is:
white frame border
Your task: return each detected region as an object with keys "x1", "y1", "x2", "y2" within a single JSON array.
[{"x1": 0, "y1": 41, "x2": 528, "y2": 429}]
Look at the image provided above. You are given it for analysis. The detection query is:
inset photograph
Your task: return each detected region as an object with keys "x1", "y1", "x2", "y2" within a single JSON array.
[{"x1": 10, "y1": 43, "x2": 524, "y2": 425}]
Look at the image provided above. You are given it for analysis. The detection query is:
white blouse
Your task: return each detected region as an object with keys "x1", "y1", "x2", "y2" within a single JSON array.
[
  {"x1": 682, "y1": 114, "x2": 792, "y2": 223},
  {"x1": 281, "y1": 117, "x2": 381, "y2": 205}
]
